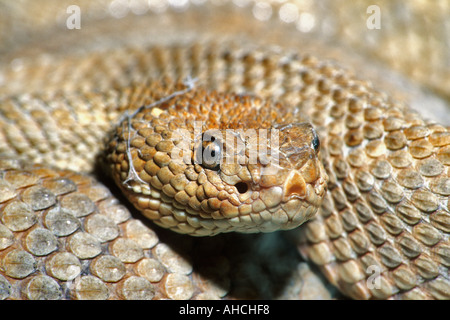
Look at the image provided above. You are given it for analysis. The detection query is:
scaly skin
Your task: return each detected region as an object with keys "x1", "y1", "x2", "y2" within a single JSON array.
[{"x1": 0, "y1": 0, "x2": 448, "y2": 300}]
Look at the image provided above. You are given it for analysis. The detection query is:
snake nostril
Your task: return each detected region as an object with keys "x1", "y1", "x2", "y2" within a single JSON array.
[{"x1": 235, "y1": 182, "x2": 249, "y2": 194}]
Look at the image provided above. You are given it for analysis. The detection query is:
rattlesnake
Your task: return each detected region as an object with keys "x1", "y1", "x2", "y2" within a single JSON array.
[{"x1": 0, "y1": 0, "x2": 448, "y2": 300}]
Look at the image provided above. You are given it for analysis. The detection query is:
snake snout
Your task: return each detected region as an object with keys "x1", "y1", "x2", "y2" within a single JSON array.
[
  {"x1": 283, "y1": 169, "x2": 307, "y2": 199},
  {"x1": 277, "y1": 122, "x2": 325, "y2": 197}
]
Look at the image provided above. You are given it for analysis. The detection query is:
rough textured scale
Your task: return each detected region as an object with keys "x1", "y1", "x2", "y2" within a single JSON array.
[
  {"x1": 0, "y1": 0, "x2": 449, "y2": 300},
  {"x1": 106, "y1": 81, "x2": 327, "y2": 236}
]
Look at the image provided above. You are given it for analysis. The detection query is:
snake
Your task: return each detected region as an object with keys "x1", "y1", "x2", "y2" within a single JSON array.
[{"x1": 0, "y1": 0, "x2": 449, "y2": 300}]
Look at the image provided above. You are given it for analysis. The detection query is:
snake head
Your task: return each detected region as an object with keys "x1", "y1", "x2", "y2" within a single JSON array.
[{"x1": 106, "y1": 83, "x2": 327, "y2": 236}]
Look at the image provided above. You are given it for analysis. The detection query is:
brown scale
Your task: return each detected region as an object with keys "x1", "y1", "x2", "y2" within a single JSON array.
[
  {"x1": 0, "y1": 0, "x2": 449, "y2": 300},
  {"x1": 106, "y1": 84, "x2": 326, "y2": 236},
  {"x1": 0, "y1": 160, "x2": 333, "y2": 300},
  {"x1": 291, "y1": 69, "x2": 450, "y2": 299}
]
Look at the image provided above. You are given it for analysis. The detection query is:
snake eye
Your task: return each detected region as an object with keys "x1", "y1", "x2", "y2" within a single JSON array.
[
  {"x1": 202, "y1": 141, "x2": 222, "y2": 170},
  {"x1": 193, "y1": 131, "x2": 222, "y2": 171},
  {"x1": 311, "y1": 130, "x2": 320, "y2": 152}
]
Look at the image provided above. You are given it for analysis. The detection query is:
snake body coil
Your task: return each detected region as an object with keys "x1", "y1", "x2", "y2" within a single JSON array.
[{"x1": 0, "y1": 0, "x2": 449, "y2": 300}]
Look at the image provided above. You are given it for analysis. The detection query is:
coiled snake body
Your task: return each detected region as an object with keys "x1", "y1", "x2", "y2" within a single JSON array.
[{"x1": 0, "y1": 0, "x2": 449, "y2": 300}]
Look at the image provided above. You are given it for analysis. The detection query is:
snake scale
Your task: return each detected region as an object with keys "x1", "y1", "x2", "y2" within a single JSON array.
[{"x1": 0, "y1": 0, "x2": 449, "y2": 300}]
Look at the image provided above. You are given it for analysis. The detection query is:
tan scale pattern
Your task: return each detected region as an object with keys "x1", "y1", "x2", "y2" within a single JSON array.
[
  {"x1": 0, "y1": 160, "x2": 201, "y2": 300},
  {"x1": 106, "y1": 82, "x2": 326, "y2": 236},
  {"x1": 0, "y1": 160, "x2": 332, "y2": 300},
  {"x1": 0, "y1": 43, "x2": 449, "y2": 300},
  {"x1": 0, "y1": 0, "x2": 449, "y2": 300},
  {"x1": 286, "y1": 67, "x2": 450, "y2": 299}
]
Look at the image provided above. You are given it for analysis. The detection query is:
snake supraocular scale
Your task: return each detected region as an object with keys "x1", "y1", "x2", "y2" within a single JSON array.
[{"x1": 0, "y1": 0, "x2": 449, "y2": 300}]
